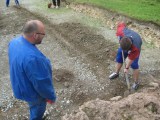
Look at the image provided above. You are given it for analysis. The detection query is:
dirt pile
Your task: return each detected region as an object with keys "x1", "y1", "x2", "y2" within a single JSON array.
[{"x1": 62, "y1": 86, "x2": 160, "y2": 120}]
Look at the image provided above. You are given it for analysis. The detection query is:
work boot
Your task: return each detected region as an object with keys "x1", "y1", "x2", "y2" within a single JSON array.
[
  {"x1": 109, "y1": 72, "x2": 119, "y2": 80},
  {"x1": 132, "y1": 82, "x2": 139, "y2": 90}
]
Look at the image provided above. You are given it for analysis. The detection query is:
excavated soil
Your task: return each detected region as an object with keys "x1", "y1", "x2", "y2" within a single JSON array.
[{"x1": 0, "y1": 0, "x2": 160, "y2": 120}]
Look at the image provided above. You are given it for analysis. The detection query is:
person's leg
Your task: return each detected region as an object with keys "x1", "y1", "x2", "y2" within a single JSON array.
[
  {"x1": 116, "y1": 48, "x2": 128, "y2": 73},
  {"x1": 131, "y1": 57, "x2": 140, "y2": 90},
  {"x1": 6, "y1": 0, "x2": 10, "y2": 7},
  {"x1": 55, "y1": 0, "x2": 58, "y2": 8},
  {"x1": 133, "y1": 69, "x2": 139, "y2": 83},
  {"x1": 109, "y1": 63, "x2": 122, "y2": 79},
  {"x1": 109, "y1": 48, "x2": 127, "y2": 79},
  {"x1": 52, "y1": 0, "x2": 56, "y2": 6},
  {"x1": 115, "y1": 62, "x2": 123, "y2": 74},
  {"x1": 28, "y1": 99, "x2": 46, "y2": 120},
  {"x1": 15, "y1": 0, "x2": 19, "y2": 5},
  {"x1": 57, "y1": 0, "x2": 60, "y2": 7}
]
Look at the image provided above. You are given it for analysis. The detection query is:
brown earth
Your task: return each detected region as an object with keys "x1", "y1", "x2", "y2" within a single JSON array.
[
  {"x1": 0, "y1": 1, "x2": 160, "y2": 120},
  {"x1": 62, "y1": 88, "x2": 160, "y2": 120}
]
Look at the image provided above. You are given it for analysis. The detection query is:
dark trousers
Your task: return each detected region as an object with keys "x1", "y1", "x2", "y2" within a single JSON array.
[
  {"x1": 28, "y1": 99, "x2": 46, "y2": 120},
  {"x1": 6, "y1": 0, "x2": 19, "y2": 7},
  {"x1": 52, "y1": 0, "x2": 60, "y2": 6}
]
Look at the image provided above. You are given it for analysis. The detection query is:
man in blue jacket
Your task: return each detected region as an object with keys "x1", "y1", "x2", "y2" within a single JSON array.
[
  {"x1": 8, "y1": 20, "x2": 56, "y2": 120},
  {"x1": 6, "y1": 0, "x2": 20, "y2": 7}
]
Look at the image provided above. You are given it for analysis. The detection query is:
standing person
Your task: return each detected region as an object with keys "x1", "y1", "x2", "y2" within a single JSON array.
[
  {"x1": 52, "y1": 0, "x2": 60, "y2": 8},
  {"x1": 8, "y1": 20, "x2": 56, "y2": 120},
  {"x1": 109, "y1": 22, "x2": 142, "y2": 90},
  {"x1": 6, "y1": 0, "x2": 20, "y2": 7}
]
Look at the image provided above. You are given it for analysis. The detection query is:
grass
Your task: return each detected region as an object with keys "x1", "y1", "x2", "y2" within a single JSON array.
[{"x1": 72, "y1": 0, "x2": 160, "y2": 25}]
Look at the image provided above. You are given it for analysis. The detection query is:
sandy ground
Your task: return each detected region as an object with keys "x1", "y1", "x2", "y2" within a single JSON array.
[{"x1": 0, "y1": 0, "x2": 160, "y2": 119}]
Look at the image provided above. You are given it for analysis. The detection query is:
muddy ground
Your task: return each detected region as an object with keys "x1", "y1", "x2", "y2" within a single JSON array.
[{"x1": 0, "y1": 0, "x2": 160, "y2": 120}]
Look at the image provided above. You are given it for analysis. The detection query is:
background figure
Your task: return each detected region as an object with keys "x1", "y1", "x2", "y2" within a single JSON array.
[
  {"x1": 8, "y1": 20, "x2": 56, "y2": 120},
  {"x1": 52, "y1": 0, "x2": 60, "y2": 8},
  {"x1": 6, "y1": 0, "x2": 20, "y2": 7},
  {"x1": 109, "y1": 22, "x2": 142, "y2": 90}
]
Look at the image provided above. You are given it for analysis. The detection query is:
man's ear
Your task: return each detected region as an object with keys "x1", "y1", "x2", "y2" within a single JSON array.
[{"x1": 33, "y1": 33, "x2": 37, "y2": 39}]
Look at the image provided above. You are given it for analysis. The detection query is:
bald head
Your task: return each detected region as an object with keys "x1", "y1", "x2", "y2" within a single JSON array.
[
  {"x1": 22, "y1": 20, "x2": 44, "y2": 36},
  {"x1": 23, "y1": 20, "x2": 45, "y2": 44}
]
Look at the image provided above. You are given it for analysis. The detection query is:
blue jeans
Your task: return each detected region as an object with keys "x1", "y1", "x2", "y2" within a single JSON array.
[
  {"x1": 6, "y1": 0, "x2": 19, "y2": 7},
  {"x1": 28, "y1": 98, "x2": 46, "y2": 120}
]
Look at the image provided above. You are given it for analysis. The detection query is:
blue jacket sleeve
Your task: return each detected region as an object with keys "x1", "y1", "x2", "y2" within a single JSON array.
[{"x1": 25, "y1": 57, "x2": 56, "y2": 102}]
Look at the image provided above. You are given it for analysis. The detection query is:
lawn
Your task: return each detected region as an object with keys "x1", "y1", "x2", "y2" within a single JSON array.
[{"x1": 73, "y1": 0, "x2": 160, "y2": 25}]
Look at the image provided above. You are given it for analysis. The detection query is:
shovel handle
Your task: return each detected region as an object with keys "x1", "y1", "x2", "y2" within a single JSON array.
[
  {"x1": 122, "y1": 51, "x2": 131, "y2": 90},
  {"x1": 125, "y1": 72, "x2": 130, "y2": 89}
]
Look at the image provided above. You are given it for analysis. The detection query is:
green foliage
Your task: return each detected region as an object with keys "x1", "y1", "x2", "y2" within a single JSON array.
[{"x1": 73, "y1": 0, "x2": 160, "y2": 25}]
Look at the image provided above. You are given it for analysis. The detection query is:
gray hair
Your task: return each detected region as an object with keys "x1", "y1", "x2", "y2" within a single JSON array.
[{"x1": 22, "y1": 21, "x2": 38, "y2": 35}]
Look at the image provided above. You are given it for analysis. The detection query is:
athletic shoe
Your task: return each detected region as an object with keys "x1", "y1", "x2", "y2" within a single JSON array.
[
  {"x1": 132, "y1": 82, "x2": 139, "y2": 90},
  {"x1": 109, "y1": 72, "x2": 119, "y2": 79}
]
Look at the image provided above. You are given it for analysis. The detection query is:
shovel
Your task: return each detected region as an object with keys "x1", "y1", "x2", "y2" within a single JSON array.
[{"x1": 122, "y1": 51, "x2": 131, "y2": 90}]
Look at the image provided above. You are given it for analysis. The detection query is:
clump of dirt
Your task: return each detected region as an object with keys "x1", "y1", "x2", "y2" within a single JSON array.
[
  {"x1": 54, "y1": 69, "x2": 74, "y2": 83},
  {"x1": 62, "y1": 87, "x2": 160, "y2": 120}
]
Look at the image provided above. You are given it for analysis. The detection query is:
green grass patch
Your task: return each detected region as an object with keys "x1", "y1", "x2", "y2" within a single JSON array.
[{"x1": 73, "y1": 0, "x2": 160, "y2": 25}]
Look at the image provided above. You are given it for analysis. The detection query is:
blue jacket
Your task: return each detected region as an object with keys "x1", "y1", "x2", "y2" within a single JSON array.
[{"x1": 8, "y1": 36, "x2": 56, "y2": 103}]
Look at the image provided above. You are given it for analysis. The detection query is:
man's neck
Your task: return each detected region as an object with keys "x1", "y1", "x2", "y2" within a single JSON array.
[{"x1": 23, "y1": 34, "x2": 35, "y2": 44}]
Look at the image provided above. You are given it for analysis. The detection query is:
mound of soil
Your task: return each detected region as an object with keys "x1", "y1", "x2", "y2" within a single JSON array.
[{"x1": 62, "y1": 87, "x2": 160, "y2": 120}]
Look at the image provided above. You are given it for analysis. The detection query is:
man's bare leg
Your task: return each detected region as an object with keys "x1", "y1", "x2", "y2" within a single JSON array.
[
  {"x1": 133, "y1": 69, "x2": 139, "y2": 83},
  {"x1": 131, "y1": 69, "x2": 140, "y2": 90},
  {"x1": 116, "y1": 63, "x2": 123, "y2": 74},
  {"x1": 109, "y1": 63, "x2": 123, "y2": 79}
]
